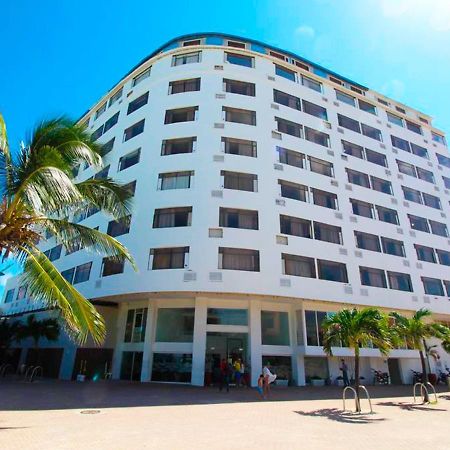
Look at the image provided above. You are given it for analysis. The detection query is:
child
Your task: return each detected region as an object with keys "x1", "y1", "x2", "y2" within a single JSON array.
[{"x1": 257, "y1": 374, "x2": 265, "y2": 399}]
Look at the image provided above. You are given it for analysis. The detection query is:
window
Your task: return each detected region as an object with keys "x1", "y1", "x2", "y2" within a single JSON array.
[
  {"x1": 282, "y1": 254, "x2": 316, "y2": 278},
  {"x1": 360, "y1": 267, "x2": 387, "y2": 288},
  {"x1": 275, "y1": 117, "x2": 302, "y2": 137},
  {"x1": 227, "y1": 40, "x2": 246, "y2": 49},
  {"x1": 45, "y1": 244, "x2": 62, "y2": 261},
  {"x1": 437, "y1": 250, "x2": 450, "y2": 266},
  {"x1": 219, "y1": 208, "x2": 258, "y2": 229},
  {"x1": 314, "y1": 222, "x2": 342, "y2": 244},
  {"x1": 378, "y1": 98, "x2": 389, "y2": 106},
  {"x1": 301, "y1": 75, "x2": 322, "y2": 92},
  {"x1": 409, "y1": 214, "x2": 430, "y2": 233},
  {"x1": 308, "y1": 156, "x2": 333, "y2": 176},
  {"x1": 406, "y1": 121, "x2": 422, "y2": 135},
  {"x1": 371, "y1": 176, "x2": 392, "y2": 194},
  {"x1": 102, "y1": 257, "x2": 125, "y2": 277},
  {"x1": 4, "y1": 289, "x2": 14, "y2": 303},
  {"x1": 275, "y1": 64, "x2": 296, "y2": 81},
  {"x1": 304, "y1": 127, "x2": 329, "y2": 147},
  {"x1": 422, "y1": 277, "x2": 444, "y2": 296},
  {"x1": 219, "y1": 247, "x2": 260, "y2": 271},
  {"x1": 423, "y1": 193, "x2": 441, "y2": 209},
  {"x1": 224, "y1": 79, "x2": 255, "y2": 96},
  {"x1": 416, "y1": 167, "x2": 434, "y2": 183},
  {"x1": 223, "y1": 137, "x2": 257, "y2": 157},
  {"x1": 107, "y1": 215, "x2": 131, "y2": 237},
  {"x1": 279, "y1": 180, "x2": 308, "y2": 201},
  {"x1": 432, "y1": 132, "x2": 446, "y2": 146},
  {"x1": 336, "y1": 90, "x2": 355, "y2": 106},
  {"x1": 183, "y1": 39, "x2": 201, "y2": 46},
  {"x1": 305, "y1": 310, "x2": 328, "y2": 346},
  {"x1": 365, "y1": 149, "x2": 387, "y2": 167},
  {"x1": 261, "y1": 311, "x2": 290, "y2": 345},
  {"x1": 165, "y1": 107, "x2": 198, "y2": 124},
  {"x1": 355, "y1": 231, "x2": 381, "y2": 252},
  {"x1": 118, "y1": 149, "x2": 140, "y2": 171},
  {"x1": 396, "y1": 106, "x2": 406, "y2": 114},
  {"x1": 381, "y1": 237, "x2": 405, "y2": 257},
  {"x1": 169, "y1": 78, "x2": 201, "y2": 94},
  {"x1": 347, "y1": 169, "x2": 370, "y2": 188},
  {"x1": 430, "y1": 220, "x2": 448, "y2": 237},
  {"x1": 338, "y1": 114, "x2": 360, "y2": 133},
  {"x1": 173, "y1": 51, "x2": 201, "y2": 66},
  {"x1": 402, "y1": 186, "x2": 422, "y2": 203},
  {"x1": 342, "y1": 140, "x2": 364, "y2": 159},
  {"x1": 302, "y1": 99, "x2": 328, "y2": 120},
  {"x1": 376, "y1": 205, "x2": 398, "y2": 224},
  {"x1": 317, "y1": 260, "x2": 348, "y2": 283},
  {"x1": 222, "y1": 170, "x2": 257, "y2": 192},
  {"x1": 436, "y1": 153, "x2": 450, "y2": 168},
  {"x1": 387, "y1": 112, "x2": 404, "y2": 127},
  {"x1": 415, "y1": 245, "x2": 436, "y2": 263},
  {"x1": 16, "y1": 285, "x2": 27, "y2": 301},
  {"x1": 277, "y1": 147, "x2": 304, "y2": 168},
  {"x1": 410, "y1": 143, "x2": 428, "y2": 159},
  {"x1": 397, "y1": 160, "x2": 416, "y2": 177},
  {"x1": 387, "y1": 271, "x2": 413, "y2": 292},
  {"x1": 108, "y1": 88, "x2": 122, "y2": 107},
  {"x1": 155, "y1": 308, "x2": 194, "y2": 342},
  {"x1": 311, "y1": 188, "x2": 337, "y2": 209},
  {"x1": 280, "y1": 215, "x2": 312, "y2": 238},
  {"x1": 123, "y1": 180, "x2": 137, "y2": 197},
  {"x1": 358, "y1": 100, "x2": 377, "y2": 115},
  {"x1": 159, "y1": 171, "x2": 193, "y2": 190},
  {"x1": 207, "y1": 308, "x2": 248, "y2": 326},
  {"x1": 73, "y1": 262, "x2": 92, "y2": 284},
  {"x1": 162, "y1": 137, "x2": 196, "y2": 155},
  {"x1": 270, "y1": 50, "x2": 286, "y2": 61},
  {"x1": 151, "y1": 247, "x2": 189, "y2": 270},
  {"x1": 103, "y1": 112, "x2": 119, "y2": 133},
  {"x1": 124, "y1": 308, "x2": 148, "y2": 343},
  {"x1": 132, "y1": 67, "x2": 151, "y2": 86},
  {"x1": 444, "y1": 281, "x2": 450, "y2": 296},
  {"x1": 351, "y1": 199, "x2": 373, "y2": 218},
  {"x1": 123, "y1": 119, "x2": 145, "y2": 141},
  {"x1": 61, "y1": 267, "x2": 75, "y2": 283},
  {"x1": 101, "y1": 138, "x2": 115, "y2": 157},
  {"x1": 223, "y1": 106, "x2": 256, "y2": 125},
  {"x1": 153, "y1": 207, "x2": 192, "y2": 228},
  {"x1": 95, "y1": 103, "x2": 106, "y2": 120},
  {"x1": 361, "y1": 123, "x2": 382, "y2": 141},
  {"x1": 391, "y1": 135, "x2": 410, "y2": 152},
  {"x1": 127, "y1": 92, "x2": 149, "y2": 114},
  {"x1": 273, "y1": 89, "x2": 301, "y2": 110},
  {"x1": 443, "y1": 176, "x2": 450, "y2": 189},
  {"x1": 225, "y1": 52, "x2": 253, "y2": 67}
]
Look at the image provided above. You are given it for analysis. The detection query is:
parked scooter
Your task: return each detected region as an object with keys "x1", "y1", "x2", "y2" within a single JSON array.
[
  {"x1": 372, "y1": 369, "x2": 389, "y2": 385},
  {"x1": 437, "y1": 370, "x2": 449, "y2": 385},
  {"x1": 411, "y1": 369, "x2": 422, "y2": 384}
]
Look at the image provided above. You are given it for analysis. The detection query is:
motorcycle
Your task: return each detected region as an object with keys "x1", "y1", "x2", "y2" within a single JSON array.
[{"x1": 372, "y1": 369, "x2": 389, "y2": 385}]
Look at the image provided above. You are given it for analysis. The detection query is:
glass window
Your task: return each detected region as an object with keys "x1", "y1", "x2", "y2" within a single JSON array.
[
  {"x1": 280, "y1": 215, "x2": 312, "y2": 238},
  {"x1": 423, "y1": 193, "x2": 441, "y2": 210},
  {"x1": 387, "y1": 112, "x2": 404, "y2": 127},
  {"x1": 279, "y1": 180, "x2": 308, "y2": 201},
  {"x1": 118, "y1": 149, "x2": 140, "y2": 171},
  {"x1": 342, "y1": 140, "x2": 364, "y2": 159},
  {"x1": 155, "y1": 308, "x2": 195, "y2": 342},
  {"x1": 165, "y1": 107, "x2": 198, "y2": 124},
  {"x1": 104, "y1": 112, "x2": 119, "y2": 133},
  {"x1": 338, "y1": 114, "x2": 360, "y2": 133},
  {"x1": 305, "y1": 310, "x2": 319, "y2": 346},
  {"x1": 436, "y1": 153, "x2": 450, "y2": 168},
  {"x1": 46, "y1": 244, "x2": 62, "y2": 261},
  {"x1": 336, "y1": 90, "x2": 355, "y2": 106},
  {"x1": 430, "y1": 220, "x2": 448, "y2": 237},
  {"x1": 371, "y1": 176, "x2": 392, "y2": 194},
  {"x1": 305, "y1": 127, "x2": 329, "y2": 147},
  {"x1": 406, "y1": 121, "x2": 422, "y2": 134},
  {"x1": 415, "y1": 245, "x2": 436, "y2": 263},
  {"x1": 409, "y1": 214, "x2": 429, "y2": 233},
  {"x1": 416, "y1": 167, "x2": 435, "y2": 183},
  {"x1": 107, "y1": 215, "x2": 131, "y2": 237},
  {"x1": 159, "y1": 171, "x2": 193, "y2": 190},
  {"x1": 402, "y1": 186, "x2": 422, "y2": 204},
  {"x1": 381, "y1": 237, "x2": 405, "y2": 257},
  {"x1": 61, "y1": 268, "x2": 75, "y2": 283},
  {"x1": 207, "y1": 308, "x2": 248, "y2": 326},
  {"x1": 132, "y1": 67, "x2": 151, "y2": 86},
  {"x1": 437, "y1": 249, "x2": 450, "y2": 266},
  {"x1": 318, "y1": 260, "x2": 348, "y2": 283},
  {"x1": 273, "y1": 89, "x2": 300, "y2": 110},
  {"x1": 376, "y1": 205, "x2": 398, "y2": 224},
  {"x1": 278, "y1": 147, "x2": 304, "y2": 168},
  {"x1": 314, "y1": 222, "x2": 342, "y2": 244},
  {"x1": 223, "y1": 78, "x2": 256, "y2": 96},
  {"x1": 282, "y1": 253, "x2": 316, "y2": 278},
  {"x1": 301, "y1": 75, "x2": 322, "y2": 92},
  {"x1": 123, "y1": 119, "x2": 145, "y2": 141},
  {"x1": 220, "y1": 207, "x2": 258, "y2": 230},
  {"x1": 275, "y1": 64, "x2": 296, "y2": 81},
  {"x1": 223, "y1": 106, "x2": 256, "y2": 125},
  {"x1": 391, "y1": 135, "x2": 410, "y2": 152},
  {"x1": 95, "y1": 103, "x2": 107, "y2": 120},
  {"x1": 355, "y1": 231, "x2": 381, "y2": 252},
  {"x1": 358, "y1": 100, "x2": 377, "y2": 115},
  {"x1": 102, "y1": 257, "x2": 125, "y2": 277},
  {"x1": 432, "y1": 132, "x2": 446, "y2": 146},
  {"x1": 360, "y1": 266, "x2": 387, "y2": 288},
  {"x1": 108, "y1": 88, "x2": 122, "y2": 107},
  {"x1": 387, "y1": 271, "x2": 413, "y2": 292},
  {"x1": 443, "y1": 176, "x2": 450, "y2": 189},
  {"x1": 151, "y1": 353, "x2": 192, "y2": 383},
  {"x1": 169, "y1": 78, "x2": 201, "y2": 94},
  {"x1": 361, "y1": 123, "x2": 382, "y2": 141},
  {"x1": 261, "y1": 311, "x2": 290, "y2": 345},
  {"x1": 351, "y1": 198, "x2": 373, "y2": 218},
  {"x1": 127, "y1": 92, "x2": 149, "y2": 115},
  {"x1": 225, "y1": 52, "x2": 253, "y2": 67},
  {"x1": 4, "y1": 289, "x2": 15, "y2": 303},
  {"x1": 302, "y1": 100, "x2": 328, "y2": 120},
  {"x1": 366, "y1": 149, "x2": 387, "y2": 167},
  {"x1": 219, "y1": 247, "x2": 260, "y2": 271},
  {"x1": 153, "y1": 207, "x2": 192, "y2": 228},
  {"x1": 123, "y1": 180, "x2": 137, "y2": 197},
  {"x1": 173, "y1": 51, "x2": 201, "y2": 66},
  {"x1": 222, "y1": 170, "x2": 257, "y2": 192},
  {"x1": 223, "y1": 137, "x2": 257, "y2": 157},
  {"x1": 151, "y1": 247, "x2": 188, "y2": 269},
  {"x1": 347, "y1": 169, "x2": 370, "y2": 188},
  {"x1": 410, "y1": 143, "x2": 428, "y2": 159},
  {"x1": 101, "y1": 138, "x2": 115, "y2": 157},
  {"x1": 16, "y1": 285, "x2": 27, "y2": 301},
  {"x1": 162, "y1": 137, "x2": 196, "y2": 155},
  {"x1": 311, "y1": 188, "x2": 338, "y2": 210},
  {"x1": 422, "y1": 277, "x2": 444, "y2": 296},
  {"x1": 120, "y1": 351, "x2": 143, "y2": 381},
  {"x1": 262, "y1": 355, "x2": 292, "y2": 381},
  {"x1": 124, "y1": 308, "x2": 148, "y2": 343},
  {"x1": 275, "y1": 117, "x2": 302, "y2": 137},
  {"x1": 308, "y1": 156, "x2": 333, "y2": 177},
  {"x1": 73, "y1": 262, "x2": 92, "y2": 284},
  {"x1": 94, "y1": 165, "x2": 110, "y2": 180}
]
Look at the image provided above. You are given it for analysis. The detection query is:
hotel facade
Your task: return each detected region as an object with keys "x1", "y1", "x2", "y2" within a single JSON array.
[{"x1": 2, "y1": 33, "x2": 450, "y2": 386}]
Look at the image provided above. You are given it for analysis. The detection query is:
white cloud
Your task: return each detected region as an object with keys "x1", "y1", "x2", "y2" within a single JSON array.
[{"x1": 295, "y1": 25, "x2": 315, "y2": 39}]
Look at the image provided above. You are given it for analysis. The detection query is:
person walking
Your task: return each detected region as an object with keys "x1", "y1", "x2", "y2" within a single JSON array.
[
  {"x1": 219, "y1": 358, "x2": 230, "y2": 392},
  {"x1": 234, "y1": 359, "x2": 242, "y2": 387},
  {"x1": 340, "y1": 359, "x2": 350, "y2": 387},
  {"x1": 263, "y1": 363, "x2": 277, "y2": 398},
  {"x1": 256, "y1": 374, "x2": 265, "y2": 399}
]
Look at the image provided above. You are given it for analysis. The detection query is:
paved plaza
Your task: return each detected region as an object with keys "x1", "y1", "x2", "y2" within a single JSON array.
[{"x1": 1, "y1": 381, "x2": 450, "y2": 449}]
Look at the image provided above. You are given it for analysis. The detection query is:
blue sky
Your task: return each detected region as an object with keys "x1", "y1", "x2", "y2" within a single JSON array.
[{"x1": 1, "y1": 0, "x2": 450, "y2": 289}]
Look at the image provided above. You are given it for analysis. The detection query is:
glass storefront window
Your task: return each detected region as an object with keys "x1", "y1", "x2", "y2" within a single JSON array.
[
  {"x1": 304, "y1": 356, "x2": 329, "y2": 383},
  {"x1": 124, "y1": 308, "x2": 148, "y2": 343},
  {"x1": 262, "y1": 356, "x2": 292, "y2": 381},
  {"x1": 207, "y1": 308, "x2": 248, "y2": 326},
  {"x1": 120, "y1": 351, "x2": 143, "y2": 381},
  {"x1": 261, "y1": 311, "x2": 290, "y2": 345},
  {"x1": 305, "y1": 310, "x2": 329, "y2": 346},
  {"x1": 155, "y1": 308, "x2": 195, "y2": 342},
  {"x1": 151, "y1": 353, "x2": 192, "y2": 382}
]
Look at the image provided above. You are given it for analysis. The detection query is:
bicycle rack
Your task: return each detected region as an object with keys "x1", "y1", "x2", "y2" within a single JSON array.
[
  {"x1": 413, "y1": 382, "x2": 438, "y2": 404},
  {"x1": 343, "y1": 385, "x2": 374, "y2": 414},
  {"x1": 29, "y1": 366, "x2": 43, "y2": 382},
  {"x1": 0, "y1": 363, "x2": 13, "y2": 377},
  {"x1": 24, "y1": 365, "x2": 35, "y2": 380}
]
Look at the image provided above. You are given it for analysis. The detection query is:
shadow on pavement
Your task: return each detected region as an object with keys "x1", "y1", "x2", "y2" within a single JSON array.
[
  {"x1": 294, "y1": 408, "x2": 386, "y2": 424},
  {"x1": 377, "y1": 401, "x2": 447, "y2": 412}
]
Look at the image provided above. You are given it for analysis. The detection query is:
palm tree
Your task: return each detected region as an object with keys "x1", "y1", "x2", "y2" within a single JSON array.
[
  {"x1": 0, "y1": 318, "x2": 20, "y2": 350},
  {"x1": 322, "y1": 308, "x2": 393, "y2": 412},
  {"x1": 0, "y1": 114, "x2": 136, "y2": 344}
]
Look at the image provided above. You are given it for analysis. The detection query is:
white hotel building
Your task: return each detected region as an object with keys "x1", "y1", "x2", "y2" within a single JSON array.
[{"x1": 2, "y1": 33, "x2": 450, "y2": 386}]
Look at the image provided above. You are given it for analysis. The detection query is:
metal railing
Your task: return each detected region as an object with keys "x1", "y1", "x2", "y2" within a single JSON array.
[
  {"x1": 413, "y1": 382, "x2": 438, "y2": 404},
  {"x1": 0, "y1": 363, "x2": 13, "y2": 377},
  {"x1": 29, "y1": 366, "x2": 43, "y2": 382},
  {"x1": 343, "y1": 385, "x2": 373, "y2": 414}
]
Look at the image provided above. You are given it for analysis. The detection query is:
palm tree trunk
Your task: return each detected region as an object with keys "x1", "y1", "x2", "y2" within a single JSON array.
[
  {"x1": 419, "y1": 348, "x2": 429, "y2": 402},
  {"x1": 354, "y1": 346, "x2": 361, "y2": 412}
]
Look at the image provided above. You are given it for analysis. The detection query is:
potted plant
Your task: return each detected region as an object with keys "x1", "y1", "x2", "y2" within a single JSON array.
[{"x1": 310, "y1": 375, "x2": 325, "y2": 387}]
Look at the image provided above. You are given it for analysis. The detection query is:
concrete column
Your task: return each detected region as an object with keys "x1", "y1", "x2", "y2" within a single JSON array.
[
  {"x1": 111, "y1": 303, "x2": 128, "y2": 379},
  {"x1": 191, "y1": 297, "x2": 207, "y2": 386},
  {"x1": 59, "y1": 344, "x2": 77, "y2": 380},
  {"x1": 140, "y1": 301, "x2": 154, "y2": 382},
  {"x1": 295, "y1": 355, "x2": 306, "y2": 386},
  {"x1": 249, "y1": 300, "x2": 262, "y2": 387}
]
